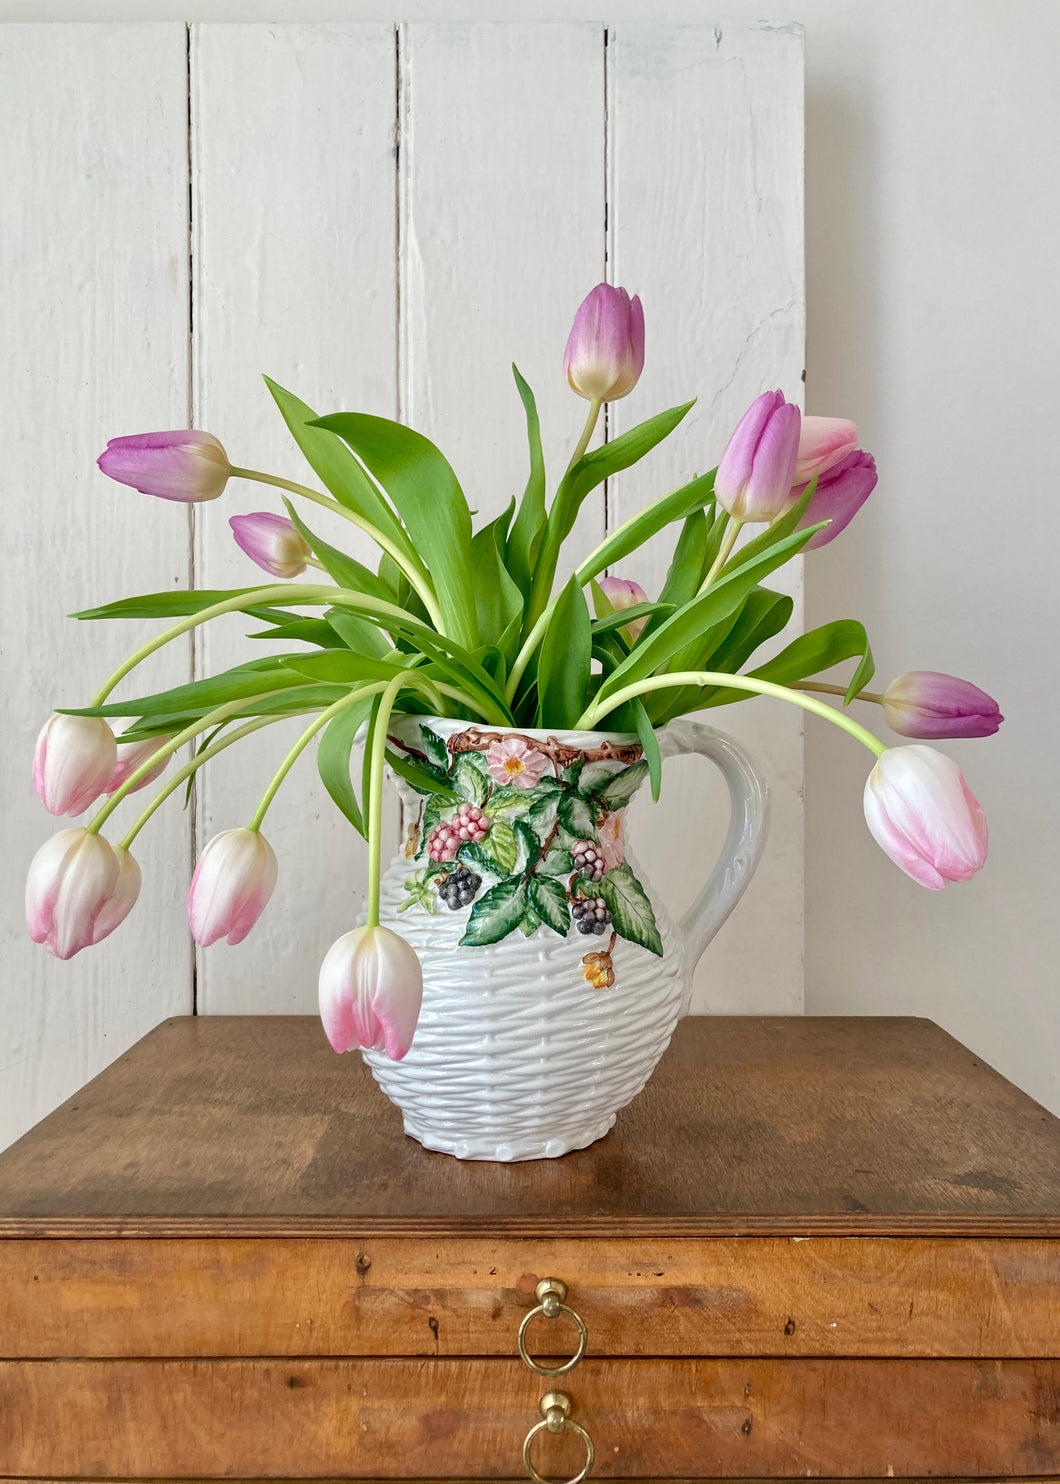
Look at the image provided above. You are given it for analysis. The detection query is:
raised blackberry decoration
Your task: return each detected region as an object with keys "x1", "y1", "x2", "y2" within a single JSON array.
[{"x1": 437, "y1": 866, "x2": 482, "y2": 911}]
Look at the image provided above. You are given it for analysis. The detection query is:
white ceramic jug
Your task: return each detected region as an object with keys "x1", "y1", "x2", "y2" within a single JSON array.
[{"x1": 363, "y1": 715, "x2": 768, "y2": 1161}]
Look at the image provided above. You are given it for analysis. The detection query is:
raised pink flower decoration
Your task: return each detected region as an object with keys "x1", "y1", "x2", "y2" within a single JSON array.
[
  {"x1": 485, "y1": 737, "x2": 550, "y2": 790},
  {"x1": 863, "y1": 744, "x2": 988, "y2": 890},
  {"x1": 318, "y1": 924, "x2": 423, "y2": 1061},
  {"x1": 597, "y1": 810, "x2": 627, "y2": 873}
]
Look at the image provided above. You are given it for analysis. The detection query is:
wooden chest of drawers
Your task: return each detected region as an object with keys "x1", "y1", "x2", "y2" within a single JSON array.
[{"x1": 1, "y1": 1014, "x2": 1058, "y2": 1481}]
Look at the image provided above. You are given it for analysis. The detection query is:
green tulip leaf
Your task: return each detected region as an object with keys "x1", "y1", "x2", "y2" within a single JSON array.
[
  {"x1": 536, "y1": 574, "x2": 592, "y2": 730},
  {"x1": 506, "y1": 366, "x2": 548, "y2": 602}
]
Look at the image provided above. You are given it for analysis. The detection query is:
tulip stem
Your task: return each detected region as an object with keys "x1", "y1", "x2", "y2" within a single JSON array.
[
  {"x1": 228, "y1": 467, "x2": 446, "y2": 633},
  {"x1": 366, "y1": 674, "x2": 409, "y2": 928},
  {"x1": 577, "y1": 671, "x2": 888, "y2": 756},
  {"x1": 794, "y1": 679, "x2": 886, "y2": 705},
  {"x1": 117, "y1": 716, "x2": 288, "y2": 851},
  {"x1": 247, "y1": 683, "x2": 392, "y2": 834},
  {"x1": 87, "y1": 584, "x2": 437, "y2": 709},
  {"x1": 85, "y1": 689, "x2": 300, "y2": 834},
  {"x1": 699, "y1": 519, "x2": 743, "y2": 593},
  {"x1": 563, "y1": 397, "x2": 604, "y2": 479}
]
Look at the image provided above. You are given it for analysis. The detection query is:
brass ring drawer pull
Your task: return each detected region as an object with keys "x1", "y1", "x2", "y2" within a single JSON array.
[
  {"x1": 523, "y1": 1391, "x2": 594, "y2": 1484},
  {"x1": 517, "y1": 1278, "x2": 588, "y2": 1376}
]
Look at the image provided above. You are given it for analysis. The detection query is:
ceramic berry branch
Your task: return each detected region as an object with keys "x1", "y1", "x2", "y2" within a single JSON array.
[{"x1": 28, "y1": 280, "x2": 1002, "y2": 1064}]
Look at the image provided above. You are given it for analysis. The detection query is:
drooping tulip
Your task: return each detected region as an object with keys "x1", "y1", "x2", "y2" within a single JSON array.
[
  {"x1": 318, "y1": 924, "x2": 423, "y2": 1060},
  {"x1": 26, "y1": 828, "x2": 119, "y2": 960},
  {"x1": 229, "y1": 512, "x2": 311, "y2": 578},
  {"x1": 598, "y1": 576, "x2": 649, "y2": 639},
  {"x1": 793, "y1": 416, "x2": 859, "y2": 485},
  {"x1": 883, "y1": 672, "x2": 1003, "y2": 740},
  {"x1": 793, "y1": 449, "x2": 878, "y2": 550},
  {"x1": 91, "y1": 845, "x2": 142, "y2": 943},
  {"x1": 33, "y1": 714, "x2": 117, "y2": 816},
  {"x1": 188, "y1": 827, "x2": 278, "y2": 946},
  {"x1": 715, "y1": 390, "x2": 802, "y2": 523},
  {"x1": 563, "y1": 284, "x2": 645, "y2": 402},
  {"x1": 106, "y1": 733, "x2": 173, "y2": 795},
  {"x1": 863, "y1": 744, "x2": 988, "y2": 890},
  {"x1": 97, "y1": 430, "x2": 231, "y2": 503}
]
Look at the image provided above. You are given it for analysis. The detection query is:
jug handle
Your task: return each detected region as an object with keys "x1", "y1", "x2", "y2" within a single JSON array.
[{"x1": 657, "y1": 720, "x2": 769, "y2": 1010}]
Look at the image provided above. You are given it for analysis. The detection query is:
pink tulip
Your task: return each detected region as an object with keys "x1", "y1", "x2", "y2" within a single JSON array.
[
  {"x1": 598, "y1": 576, "x2": 649, "y2": 639},
  {"x1": 883, "y1": 672, "x2": 1003, "y2": 740},
  {"x1": 318, "y1": 924, "x2": 423, "y2": 1060},
  {"x1": 793, "y1": 449, "x2": 878, "y2": 550},
  {"x1": 188, "y1": 827, "x2": 277, "y2": 946},
  {"x1": 563, "y1": 284, "x2": 645, "y2": 402},
  {"x1": 91, "y1": 845, "x2": 142, "y2": 943},
  {"x1": 793, "y1": 416, "x2": 859, "y2": 484},
  {"x1": 863, "y1": 744, "x2": 988, "y2": 890},
  {"x1": 34, "y1": 714, "x2": 117, "y2": 816},
  {"x1": 715, "y1": 390, "x2": 802, "y2": 523},
  {"x1": 106, "y1": 733, "x2": 173, "y2": 795},
  {"x1": 97, "y1": 430, "x2": 230, "y2": 503},
  {"x1": 229, "y1": 512, "x2": 311, "y2": 578},
  {"x1": 26, "y1": 828, "x2": 120, "y2": 960}
]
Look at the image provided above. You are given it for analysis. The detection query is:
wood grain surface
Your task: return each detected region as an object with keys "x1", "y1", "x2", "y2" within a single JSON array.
[
  {"x1": 3, "y1": 1234, "x2": 1057, "y2": 1360},
  {"x1": 2, "y1": 1356, "x2": 1057, "y2": 1478},
  {"x1": 0, "y1": 1017, "x2": 1057, "y2": 1238}
]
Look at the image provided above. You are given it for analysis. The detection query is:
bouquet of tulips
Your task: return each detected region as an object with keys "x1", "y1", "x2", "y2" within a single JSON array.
[{"x1": 27, "y1": 284, "x2": 1000, "y2": 1059}]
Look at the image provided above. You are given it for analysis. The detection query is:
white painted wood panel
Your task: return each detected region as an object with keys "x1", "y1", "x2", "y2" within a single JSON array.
[
  {"x1": 0, "y1": 24, "x2": 193, "y2": 1148},
  {"x1": 607, "y1": 22, "x2": 806, "y2": 1013},
  {"x1": 190, "y1": 23, "x2": 400, "y2": 1013},
  {"x1": 399, "y1": 22, "x2": 605, "y2": 567}
]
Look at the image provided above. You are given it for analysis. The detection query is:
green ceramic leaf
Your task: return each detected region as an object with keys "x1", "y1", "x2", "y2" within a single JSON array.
[
  {"x1": 418, "y1": 724, "x2": 450, "y2": 770},
  {"x1": 558, "y1": 790, "x2": 596, "y2": 837},
  {"x1": 482, "y1": 818, "x2": 519, "y2": 874},
  {"x1": 484, "y1": 786, "x2": 533, "y2": 820},
  {"x1": 460, "y1": 878, "x2": 527, "y2": 947},
  {"x1": 452, "y1": 752, "x2": 489, "y2": 806},
  {"x1": 597, "y1": 863, "x2": 663, "y2": 957},
  {"x1": 385, "y1": 749, "x2": 457, "y2": 799},
  {"x1": 528, "y1": 875, "x2": 571, "y2": 937},
  {"x1": 586, "y1": 760, "x2": 648, "y2": 809}
]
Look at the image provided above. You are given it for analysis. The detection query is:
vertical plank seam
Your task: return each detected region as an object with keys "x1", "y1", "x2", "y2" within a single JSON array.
[
  {"x1": 602, "y1": 23, "x2": 611, "y2": 558},
  {"x1": 395, "y1": 21, "x2": 408, "y2": 846},
  {"x1": 187, "y1": 21, "x2": 202, "y2": 1016}
]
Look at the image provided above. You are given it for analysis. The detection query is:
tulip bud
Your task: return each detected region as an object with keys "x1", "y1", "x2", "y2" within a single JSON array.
[
  {"x1": 34, "y1": 714, "x2": 117, "y2": 816},
  {"x1": 106, "y1": 733, "x2": 173, "y2": 795},
  {"x1": 793, "y1": 449, "x2": 878, "y2": 550},
  {"x1": 319, "y1": 924, "x2": 423, "y2": 1061},
  {"x1": 97, "y1": 430, "x2": 230, "y2": 503},
  {"x1": 563, "y1": 284, "x2": 645, "y2": 402},
  {"x1": 715, "y1": 390, "x2": 802, "y2": 523},
  {"x1": 793, "y1": 416, "x2": 859, "y2": 485},
  {"x1": 229, "y1": 513, "x2": 312, "y2": 578},
  {"x1": 188, "y1": 827, "x2": 277, "y2": 946},
  {"x1": 863, "y1": 744, "x2": 988, "y2": 890},
  {"x1": 26, "y1": 828, "x2": 120, "y2": 960},
  {"x1": 598, "y1": 576, "x2": 649, "y2": 639},
  {"x1": 92, "y1": 845, "x2": 142, "y2": 944},
  {"x1": 883, "y1": 672, "x2": 1003, "y2": 740}
]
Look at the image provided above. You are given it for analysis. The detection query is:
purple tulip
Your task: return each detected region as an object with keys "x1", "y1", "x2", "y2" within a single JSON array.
[
  {"x1": 563, "y1": 284, "x2": 645, "y2": 402},
  {"x1": 98, "y1": 430, "x2": 230, "y2": 503},
  {"x1": 793, "y1": 449, "x2": 878, "y2": 549},
  {"x1": 188, "y1": 828, "x2": 278, "y2": 946},
  {"x1": 318, "y1": 924, "x2": 424, "y2": 1061},
  {"x1": 598, "y1": 575, "x2": 649, "y2": 639},
  {"x1": 793, "y1": 416, "x2": 859, "y2": 484},
  {"x1": 863, "y1": 744, "x2": 988, "y2": 890},
  {"x1": 33, "y1": 714, "x2": 117, "y2": 816},
  {"x1": 26, "y1": 828, "x2": 120, "y2": 960},
  {"x1": 883, "y1": 672, "x2": 1003, "y2": 740},
  {"x1": 230, "y1": 512, "x2": 312, "y2": 578},
  {"x1": 715, "y1": 390, "x2": 802, "y2": 523}
]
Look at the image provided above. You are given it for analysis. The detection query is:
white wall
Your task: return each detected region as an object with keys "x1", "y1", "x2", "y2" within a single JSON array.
[{"x1": 4, "y1": 1, "x2": 1058, "y2": 1121}]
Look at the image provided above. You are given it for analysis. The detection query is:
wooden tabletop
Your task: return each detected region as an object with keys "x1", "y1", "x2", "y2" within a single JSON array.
[{"x1": 0, "y1": 1015, "x2": 1057, "y2": 1239}]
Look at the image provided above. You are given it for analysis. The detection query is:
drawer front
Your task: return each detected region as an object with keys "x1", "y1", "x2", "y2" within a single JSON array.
[
  {"x1": 1, "y1": 1357, "x2": 1059, "y2": 1478},
  {"x1": 3, "y1": 1236, "x2": 1059, "y2": 1360}
]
